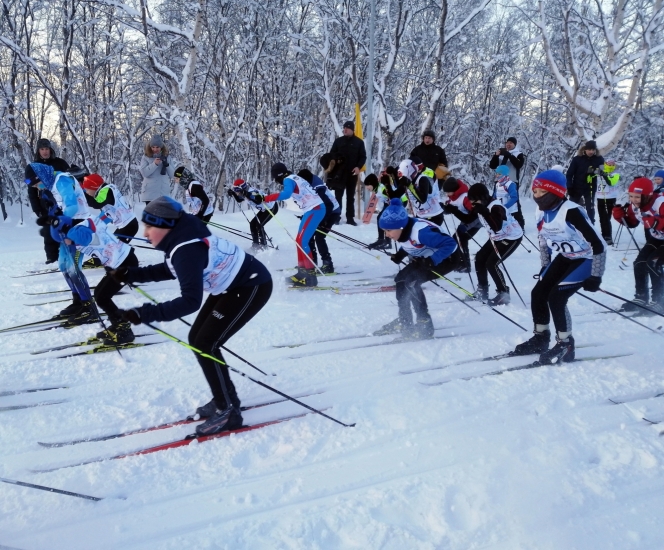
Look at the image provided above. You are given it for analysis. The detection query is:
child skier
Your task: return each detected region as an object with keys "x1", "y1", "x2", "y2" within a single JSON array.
[
  {"x1": 612, "y1": 177, "x2": 664, "y2": 314},
  {"x1": 492, "y1": 165, "x2": 522, "y2": 228},
  {"x1": 25, "y1": 163, "x2": 94, "y2": 324},
  {"x1": 441, "y1": 177, "x2": 481, "y2": 273},
  {"x1": 511, "y1": 170, "x2": 606, "y2": 364},
  {"x1": 375, "y1": 198, "x2": 461, "y2": 339},
  {"x1": 228, "y1": 179, "x2": 278, "y2": 251},
  {"x1": 465, "y1": 183, "x2": 523, "y2": 305},
  {"x1": 364, "y1": 169, "x2": 407, "y2": 250},
  {"x1": 81, "y1": 173, "x2": 138, "y2": 242},
  {"x1": 596, "y1": 160, "x2": 621, "y2": 245},
  {"x1": 174, "y1": 166, "x2": 214, "y2": 223},
  {"x1": 112, "y1": 197, "x2": 273, "y2": 435},
  {"x1": 297, "y1": 169, "x2": 341, "y2": 274},
  {"x1": 399, "y1": 158, "x2": 444, "y2": 226},
  {"x1": 264, "y1": 163, "x2": 326, "y2": 287}
]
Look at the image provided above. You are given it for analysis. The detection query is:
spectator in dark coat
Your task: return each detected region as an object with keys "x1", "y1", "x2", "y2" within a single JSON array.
[
  {"x1": 410, "y1": 129, "x2": 448, "y2": 179},
  {"x1": 566, "y1": 140, "x2": 605, "y2": 224},
  {"x1": 25, "y1": 138, "x2": 70, "y2": 263},
  {"x1": 328, "y1": 121, "x2": 366, "y2": 225},
  {"x1": 489, "y1": 136, "x2": 526, "y2": 227}
]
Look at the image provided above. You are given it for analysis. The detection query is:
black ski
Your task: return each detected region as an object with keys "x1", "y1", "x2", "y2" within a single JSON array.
[
  {"x1": 0, "y1": 385, "x2": 68, "y2": 397},
  {"x1": 30, "y1": 333, "x2": 152, "y2": 355},
  {"x1": 38, "y1": 391, "x2": 324, "y2": 448},
  {"x1": 0, "y1": 313, "x2": 107, "y2": 335},
  {"x1": 57, "y1": 340, "x2": 165, "y2": 358},
  {"x1": 607, "y1": 390, "x2": 664, "y2": 405},
  {"x1": 422, "y1": 353, "x2": 634, "y2": 386},
  {"x1": 0, "y1": 400, "x2": 66, "y2": 412}
]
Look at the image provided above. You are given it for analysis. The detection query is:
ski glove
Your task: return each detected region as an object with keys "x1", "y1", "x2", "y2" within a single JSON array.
[
  {"x1": 110, "y1": 266, "x2": 130, "y2": 284},
  {"x1": 247, "y1": 192, "x2": 264, "y2": 205},
  {"x1": 390, "y1": 248, "x2": 408, "y2": 265},
  {"x1": 119, "y1": 308, "x2": 141, "y2": 325},
  {"x1": 582, "y1": 276, "x2": 602, "y2": 292},
  {"x1": 612, "y1": 205, "x2": 626, "y2": 224}
]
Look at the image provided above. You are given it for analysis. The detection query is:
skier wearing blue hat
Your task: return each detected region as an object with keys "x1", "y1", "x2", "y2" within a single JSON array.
[{"x1": 374, "y1": 198, "x2": 461, "y2": 339}]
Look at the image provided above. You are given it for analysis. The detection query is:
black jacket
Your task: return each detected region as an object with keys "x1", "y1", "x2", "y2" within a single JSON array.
[
  {"x1": 566, "y1": 154, "x2": 605, "y2": 196},
  {"x1": 410, "y1": 142, "x2": 448, "y2": 171},
  {"x1": 329, "y1": 135, "x2": 366, "y2": 183},
  {"x1": 127, "y1": 214, "x2": 270, "y2": 323},
  {"x1": 26, "y1": 150, "x2": 70, "y2": 216}
]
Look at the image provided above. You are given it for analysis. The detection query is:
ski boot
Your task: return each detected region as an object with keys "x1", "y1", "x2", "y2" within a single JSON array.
[
  {"x1": 287, "y1": 268, "x2": 318, "y2": 288},
  {"x1": 192, "y1": 398, "x2": 220, "y2": 420},
  {"x1": 404, "y1": 315, "x2": 434, "y2": 340},
  {"x1": 368, "y1": 238, "x2": 391, "y2": 250},
  {"x1": 511, "y1": 330, "x2": 551, "y2": 356},
  {"x1": 618, "y1": 298, "x2": 647, "y2": 313},
  {"x1": 487, "y1": 289, "x2": 510, "y2": 306},
  {"x1": 320, "y1": 260, "x2": 335, "y2": 274},
  {"x1": 54, "y1": 297, "x2": 83, "y2": 320},
  {"x1": 82, "y1": 257, "x2": 102, "y2": 269},
  {"x1": 641, "y1": 301, "x2": 664, "y2": 317},
  {"x1": 102, "y1": 321, "x2": 135, "y2": 345},
  {"x1": 374, "y1": 317, "x2": 411, "y2": 336},
  {"x1": 250, "y1": 242, "x2": 267, "y2": 253},
  {"x1": 464, "y1": 285, "x2": 488, "y2": 302},
  {"x1": 195, "y1": 405, "x2": 243, "y2": 436},
  {"x1": 64, "y1": 301, "x2": 96, "y2": 327},
  {"x1": 538, "y1": 335, "x2": 575, "y2": 364}
]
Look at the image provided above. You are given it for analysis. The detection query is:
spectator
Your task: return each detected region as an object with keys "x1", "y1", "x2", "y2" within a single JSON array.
[
  {"x1": 328, "y1": 121, "x2": 366, "y2": 225},
  {"x1": 565, "y1": 140, "x2": 605, "y2": 224},
  {"x1": 410, "y1": 129, "x2": 448, "y2": 185},
  {"x1": 25, "y1": 138, "x2": 70, "y2": 263},
  {"x1": 139, "y1": 135, "x2": 175, "y2": 205}
]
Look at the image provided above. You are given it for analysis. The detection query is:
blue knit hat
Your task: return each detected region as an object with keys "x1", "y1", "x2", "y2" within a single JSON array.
[
  {"x1": 26, "y1": 163, "x2": 56, "y2": 190},
  {"x1": 142, "y1": 196, "x2": 184, "y2": 228},
  {"x1": 532, "y1": 169, "x2": 567, "y2": 198},
  {"x1": 379, "y1": 198, "x2": 409, "y2": 230},
  {"x1": 495, "y1": 165, "x2": 509, "y2": 177},
  {"x1": 654, "y1": 169, "x2": 664, "y2": 180}
]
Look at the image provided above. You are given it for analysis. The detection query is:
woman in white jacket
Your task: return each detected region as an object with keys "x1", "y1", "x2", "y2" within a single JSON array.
[{"x1": 139, "y1": 135, "x2": 176, "y2": 204}]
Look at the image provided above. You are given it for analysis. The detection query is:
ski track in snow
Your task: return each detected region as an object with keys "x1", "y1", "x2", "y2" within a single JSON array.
[{"x1": 1, "y1": 203, "x2": 664, "y2": 549}]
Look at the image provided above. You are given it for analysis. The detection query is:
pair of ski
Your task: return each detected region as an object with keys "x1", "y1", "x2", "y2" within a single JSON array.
[
  {"x1": 608, "y1": 390, "x2": 664, "y2": 431},
  {"x1": 12, "y1": 264, "x2": 104, "y2": 278},
  {"x1": 288, "y1": 284, "x2": 396, "y2": 294},
  {"x1": 0, "y1": 385, "x2": 69, "y2": 412},
  {"x1": 0, "y1": 313, "x2": 109, "y2": 335},
  {"x1": 34, "y1": 392, "x2": 324, "y2": 472}
]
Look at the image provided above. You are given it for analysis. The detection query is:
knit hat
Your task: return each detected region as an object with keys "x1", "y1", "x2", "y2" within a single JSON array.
[
  {"x1": 25, "y1": 163, "x2": 55, "y2": 190},
  {"x1": 149, "y1": 135, "x2": 164, "y2": 148},
  {"x1": 467, "y1": 183, "x2": 491, "y2": 204},
  {"x1": 36, "y1": 138, "x2": 52, "y2": 150},
  {"x1": 653, "y1": 169, "x2": 664, "y2": 180},
  {"x1": 495, "y1": 165, "x2": 509, "y2": 177},
  {"x1": 364, "y1": 173, "x2": 378, "y2": 189},
  {"x1": 142, "y1": 196, "x2": 183, "y2": 228},
  {"x1": 506, "y1": 137, "x2": 517, "y2": 146},
  {"x1": 584, "y1": 140, "x2": 597, "y2": 150},
  {"x1": 81, "y1": 173, "x2": 104, "y2": 191},
  {"x1": 398, "y1": 159, "x2": 417, "y2": 181},
  {"x1": 378, "y1": 198, "x2": 409, "y2": 230},
  {"x1": 422, "y1": 129, "x2": 435, "y2": 139},
  {"x1": 532, "y1": 169, "x2": 567, "y2": 198},
  {"x1": 174, "y1": 166, "x2": 194, "y2": 187},
  {"x1": 629, "y1": 177, "x2": 653, "y2": 196},
  {"x1": 271, "y1": 162, "x2": 289, "y2": 181},
  {"x1": 343, "y1": 121, "x2": 354, "y2": 131},
  {"x1": 442, "y1": 177, "x2": 459, "y2": 193},
  {"x1": 233, "y1": 178, "x2": 248, "y2": 189}
]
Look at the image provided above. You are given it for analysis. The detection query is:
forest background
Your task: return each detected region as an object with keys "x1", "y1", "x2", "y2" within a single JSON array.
[{"x1": 0, "y1": 0, "x2": 662, "y2": 217}]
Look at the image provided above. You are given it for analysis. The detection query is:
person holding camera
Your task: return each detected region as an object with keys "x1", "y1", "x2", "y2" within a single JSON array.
[
  {"x1": 565, "y1": 140, "x2": 604, "y2": 224},
  {"x1": 139, "y1": 135, "x2": 176, "y2": 205},
  {"x1": 488, "y1": 137, "x2": 525, "y2": 227}
]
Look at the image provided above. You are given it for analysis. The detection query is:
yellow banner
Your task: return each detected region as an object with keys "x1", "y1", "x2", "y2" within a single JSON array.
[{"x1": 354, "y1": 102, "x2": 366, "y2": 172}]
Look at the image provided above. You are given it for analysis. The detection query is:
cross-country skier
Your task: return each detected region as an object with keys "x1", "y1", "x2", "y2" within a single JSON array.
[
  {"x1": 491, "y1": 165, "x2": 522, "y2": 228},
  {"x1": 374, "y1": 198, "x2": 461, "y2": 339},
  {"x1": 364, "y1": 168, "x2": 408, "y2": 250},
  {"x1": 511, "y1": 170, "x2": 606, "y2": 363},
  {"x1": 399, "y1": 158, "x2": 444, "y2": 226},
  {"x1": 111, "y1": 197, "x2": 273, "y2": 435},
  {"x1": 264, "y1": 163, "x2": 326, "y2": 287},
  {"x1": 612, "y1": 177, "x2": 664, "y2": 314},
  {"x1": 297, "y1": 169, "x2": 341, "y2": 274},
  {"x1": 174, "y1": 166, "x2": 214, "y2": 224},
  {"x1": 595, "y1": 160, "x2": 620, "y2": 245},
  {"x1": 227, "y1": 179, "x2": 278, "y2": 251},
  {"x1": 81, "y1": 173, "x2": 138, "y2": 242},
  {"x1": 465, "y1": 183, "x2": 523, "y2": 305},
  {"x1": 441, "y1": 177, "x2": 481, "y2": 273},
  {"x1": 25, "y1": 163, "x2": 95, "y2": 324},
  {"x1": 48, "y1": 213, "x2": 139, "y2": 344}
]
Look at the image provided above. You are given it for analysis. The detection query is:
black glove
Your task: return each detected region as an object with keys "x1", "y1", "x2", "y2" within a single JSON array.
[
  {"x1": 36, "y1": 215, "x2": 51, "y2": 226},
  {"x1": 248, "y1": 192, "x2": 264, "y2": 205},
  {"x1": 109, "y1": 266, "x2": 130, "y2": 284},
  {"x1": 442, "y1": 203, "x2": 455, "y2": 214},
  {"x1": 119, "y1": 308, "x2": 141, "y2": 325},
  {"x1": 473, "y1": 203, "x2": 490, "y2": 216},
  {"x1": 390, "y1": 248, "x2": 408, "y2": 264},
  {"x1": 582, "y1": 276, "x2": 601, "y2": 292}
]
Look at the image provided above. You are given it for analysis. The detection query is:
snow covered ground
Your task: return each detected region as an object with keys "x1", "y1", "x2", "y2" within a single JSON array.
[{"x1": 1, "y1": 200, "x2": 664, "y2": 550}]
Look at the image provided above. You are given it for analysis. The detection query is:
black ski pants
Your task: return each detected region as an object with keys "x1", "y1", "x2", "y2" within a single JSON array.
[
  {"x1": 596, "y1": 198, "x2": 616, "y2": 241},
  {"x1": 250, "y1": 204, "x2": 277, "y2": 245},
  {"x1": 94, "y1": 250, "x2": 139, "y2": 324},
  {"x1": 396, "y1": 250, "x2": 461, "y2": 323},
  {"x1": 531, "y1": 255, "x2": 585, "y2": 334},
  {"x1": 633, "y1": 237, "x2": 664, "y2": 304},
  {"x1": 334, "y1": 176, "x2": 358, "y2": 222},
  {"x1": 453, "y1": 222, "x2": 480, "y2": 269},
  {"x1": 475, "y1": 237, "x2": 521, "y2": 293},
  {"x1": 40, "y1": 225, "x2": 60, "y2": 262},
  {"x1": 569, "y1": 189, "x2": 596, "y2": 224},
  {"x1": 188, "y1": 280, "x2": 273, "y2": 409},
  {"x1": 309, "y1": 211, "x2": 341, "y2": 263}
]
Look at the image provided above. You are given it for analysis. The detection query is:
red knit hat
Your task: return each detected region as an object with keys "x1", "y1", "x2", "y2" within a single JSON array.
[
  {"x1": 628, "y1": 177, "x2": 653, "y2": 195},
  {"x1": 81, "y1": 173, "x2": 104, "y2": 191},
  {"x1": 233, "y1": 179, "x2": 247, "y2": 188}
]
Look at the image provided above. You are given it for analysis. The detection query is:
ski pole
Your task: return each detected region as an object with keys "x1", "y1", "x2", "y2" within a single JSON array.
[
  {"x1": 577, "y1": 293, "x2": 662, "y2": 335},
  {"x1": 613, "y1": 224, "x2": 623, "y2": 248},
  {"x1": 142, "y1": 322, "x2": 355, "y2": 428},
  {"x1": 130, "y1": 285, "x2": 273, "y2": 376},
  {"x1": 625, "y1": 226, "x2": 641, "y2": 253},
  {"x1": 446, "y1": 214, "x2": 475, "y2": 292},
  {"x1": 115, "y1": 234, "x2": 151, "y2": 242},
  {"x1": 245, "y1": 202, "x2": 277, "y2": 249},
  {"x1": 0, "y1": 477, "x2": 115, "y2": 502},
  {"x1": 265, "y1": 208, "x2": 327, "y2": 278},
  {"x1": 521, "y1": 233, "x2": 537, "y2": 252},
  {"x1": 489, "y1": 239, "x2": 527, "y2": 308},
  {"x1": 315, "y1": 227, "x2": 381, "y2": 259},
  {"x1": 328, "y1": 228, "x2": 372, "y2": 248},
  {"x1": 204, "y1": 220, "x2": 253, "y2": 242},
  {"x1": 599, "y1": 288, "x2": 664, "y2": 319}
]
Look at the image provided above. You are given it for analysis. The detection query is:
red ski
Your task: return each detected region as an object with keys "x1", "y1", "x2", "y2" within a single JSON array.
[{"x1": 362, "y1": 192, "x2": 379, "y2": 224}]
